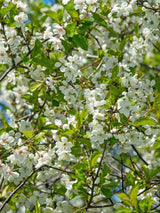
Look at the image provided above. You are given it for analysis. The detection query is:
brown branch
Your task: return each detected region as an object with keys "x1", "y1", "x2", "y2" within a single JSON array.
[
  {"x1": 80, "y1": 61, "x2": 98, "y2": 71},
  {"x1": 151, "y1": 203, "x2": 160, "y2": 211},
  {"x1": 73, "y1": 205, "x2": 88, "y2": 213},
  {"x1": 140, "y1": 63, "x2": 160, "y2": 72},
  {"x1": 112, "y1": 156, "x2": 134, "y2": 172},
  {"x1": 16, "y1": 112, "x2": 37, "y2": 122},
  {"x1": 43, "y1": 165, "x2": 75, "y2": 175},
  {"x1": 131, "y1": 144, "x2": 148, "y2": 166},
  {"x1": 128, "y1": 154, "x2": 143, "y2": 178},
  {"x1": 137, "y1": 0, "x2": 160, "y2": 12},
  {"x1": 137, "y1": 186, "x2": 152, "y2": 196},
  {"x1": 0, "y1": 175, "x2": 4, "y2": 189},
  {"x1": 90, "y1": 33, "x2": 102, "y2": 49},
  {"x1": 120, "y1": 156, "x2": 125, "y2": 192},
  {"x1": 86, "y1": 141, "x2": 107, "y2": 210},
  {"x1": 89, "y1": 203, "x2": 114, "y2": 208}
]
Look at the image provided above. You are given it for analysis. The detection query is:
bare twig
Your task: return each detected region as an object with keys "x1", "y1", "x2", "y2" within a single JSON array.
[
  {"x1": 131, "y1": 144, "x2": 148, "y2": 166},
  {"x1": 137, "y1": 186, "x2": 152, "y2": 196},
  {"x1": 112, "y1": 156, "x2": 134, "y2": 172},
  {"x1": 86, "y1": 141, "x2": 107, "y2": 210},
  {"x1": 74, "y1": 205, "x2": 88, "y2": 213},
  {"x1": 43, "y1": 165, "x2": 75, "y2": 175},
  {"x1": 89, "y1": 203, "x2": 114, "y2": 208},
  {"x1": 90, "y1": 33, "x2": 102, "y2": 49},
  {"x1": 140, "y1": 63, "x2": 160, "y2": 72},
  {"x1": 137, "y1": 0, "x2": 160, "y2": 12},
  {"x1": 120, "y1": 156, "x2": 125, "y2": 192},
  {"x1": 0, "y1": 175, "x2": 4, "y2": 189}
]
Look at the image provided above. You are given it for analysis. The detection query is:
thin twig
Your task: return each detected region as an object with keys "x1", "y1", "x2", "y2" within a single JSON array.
[
  {"x1": 131, "y1": 144, "x2": 148, "y2": 166},
  {"x1": 16, "y1": 112, "x2": 36, "y2": 122},
  {"x1": 0, "y1": 175, "x2": 4, "y2": 189},
  {"x1": 43, "y1": 165, "x2": 75, "y2": 175},
  {"x1": 112, "y1": 156, "x2": 135, "y2": 172},
  {"x1": 140, "y1": 63, "x2": 160, "y2": 72},
  {"x1": 120, "y1": 156, "x2": 125, "y2": 192},
  {"x1": 89, "y1": 203, "x2": 114, "y2": 208},
  {"x1": 90, "y1": 33, "x2": 102, "y2": 49},
  {"x1": 137, "y1": 186, "x2": 152, "y2": 196},
  {"x1": 86, "y1": 141, "x2": 107, "y2": 210},
  {"x1": 73, "y1": 205, "x2": 88, "y2": 213},
  {"x1": 137, "y1": 0, "x2": 160, "y2": 12}
]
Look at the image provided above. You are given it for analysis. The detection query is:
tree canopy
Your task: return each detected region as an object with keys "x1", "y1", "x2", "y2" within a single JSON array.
[{"x1": 0, "y1": 0, "x2": 160, "y2": 212}]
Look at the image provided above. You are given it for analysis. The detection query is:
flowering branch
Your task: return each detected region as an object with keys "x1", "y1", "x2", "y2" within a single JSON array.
[
  {"x1": 0, "y1": 166, "x2": 43, "y2": 211},
  {"x1": 86, "y1": 141, "x2": 107, "y2": 210},
  {"x1": 140, "y1": 63, "x2": 160, "y2": 72},
  {"x1": 0, "y1": 38, "x2": 50, "y2": 82}
]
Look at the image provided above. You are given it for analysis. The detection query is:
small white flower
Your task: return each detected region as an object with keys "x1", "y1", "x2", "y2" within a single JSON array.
[
  {"x1": 70, "y1": 196, "x2": 84, "y2": 207},
  {"x1": 18, "y1": 120, "x2": 33, "y2": 131}
]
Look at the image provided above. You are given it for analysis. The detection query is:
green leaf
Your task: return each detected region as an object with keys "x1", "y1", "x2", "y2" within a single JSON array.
[
  {"x1": 134, "y1": 23, "x2": 139, "y2": 37},
  {"x1": 89, "y1": 151, "x2": 102, "y2": 168},
  {"x1": 34, "y1": 131, "x2": 46, "y2": 140},
  {"x1": 101, "y1": 187, "x2": 112, "y2": 198},
  {"x1": 80, "y1": 108, "x2": 88, "y2": 123},
  {"x1": 126, "y1": 173, "x2": 135, "y2": 186},
  {"x1": 149, "y1": 166, "x2": 160, "y2": 178},
  {"x1": 0, "y1": 3, "x2": 14, "y2": 17},
  {"x1": 61, "y1": 129, "x2": 75, "y2": 136},
  {"x1": 32, "y1": 54, "x2": 53, "y2": 70},
  {"x1": 42, "y1": 124, "x2": 59, "y2": 130},
  {"x1": 44, "y1": 10, "x2": 59, "y2": 22},
  {"x1": 1, "y1": 186, "x2": 9, "y2": 197},
  {"x1": 72, "y1": 144, "x2": 82, "y2": 157},
  {"x1": 152, "y1": 92, "x2": 160, "y2": 122},
  {"x1": 21, "y1": 131, "x2": 34, "y2": 137},
  {"x1": 115, "y1": 208, "x2": 133, "y2": 213},
  {"x1": 112, "y1": 65, "x2": 119, "y2": 79},
  {"x1": 155, "y1": 76, "x2": 160, "y2": 93},
  {"x1": 65, "y1": 22, "x2": 77, "y2": 37},
  {"x1": 92, "y1": 12, "x2": 117, "y2": 37},
  {"x1": 101, "y1": 164, "x2": 111, "y2": 177},
  {"x1": 139, "y1": 197, "x2": 154, "y2": 213},
  {"x1": 71, "y1": 34, "x2": 88, "y2": 50},
  {"x1": 110, "y1": 85, "x2": 120, "y2": 96},
  {"x1": 64, "y1": 0, "x2": 78, "y2": 19},
  {"x1": 38, "y1": 116, "x2": 46, "y2": 129},
  {"x1": 52, "y1": 99, "x2": 59, "y2": 106},
  {"x1": 119, "y1": 35, "x2": 132, "y2": 52},
  {"x1": 21, "y1": 94, "x2": 32, "y2": 100},
  {"x1": 76, "y1": 108, "x2": 88, "y2": 129},
  {"x1": 78, "y1": 20, "x2": 92, "y2": 34},
  {"x1": 133, "y1": 117, "x2": 156, "y2": 126},
  {"x1": 78, "y1": 137, "x2": 91, "y2": 149},
  {"x1": 30, "y1": 82, "x2": 42, "y2": 92},
  {"x1": 92, "y1": 12, "x2": 108, "y2": 28},
  {"x1": 62, "y1": 40, "x2": 73, "y2": 54},
  {"x1": 31, "y1": 39, "x2": 43, "y2": 58},
  {"x1": 118, "y1": 193, "x2": 132, "y2": 206},
  {"x1": 130, "y1": 184, "x2": 139, "y2": 208},
  {"x1": 35, "y1": 201, "x2": 41, "y2": 213}
]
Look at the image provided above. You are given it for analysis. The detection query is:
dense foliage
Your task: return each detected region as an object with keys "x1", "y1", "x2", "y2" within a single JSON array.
[{"x1": 0, "y1": 0, "x2": 160, "y2": 212}]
